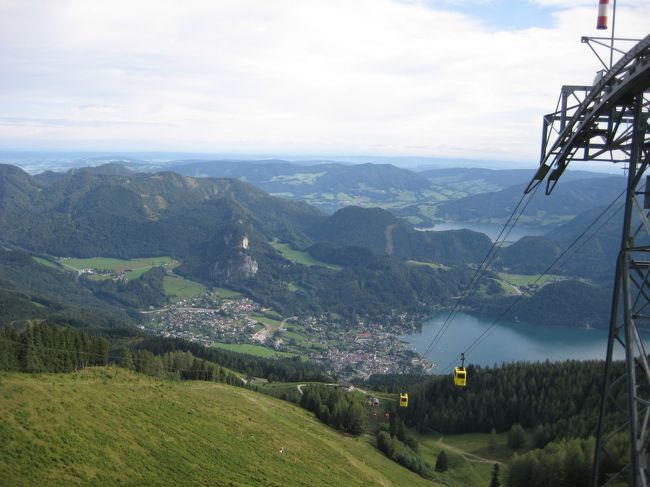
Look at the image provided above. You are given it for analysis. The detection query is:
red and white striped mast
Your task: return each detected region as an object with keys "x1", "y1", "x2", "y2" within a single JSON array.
[
  {"x1": 596, "y1": 0, "x2": 609, "y2": 30},
  {"x1": 596, "y1": 0, "x2": 618, "y2": 68}
]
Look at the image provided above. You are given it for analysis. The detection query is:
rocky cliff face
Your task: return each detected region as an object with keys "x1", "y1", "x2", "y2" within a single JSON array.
[{"x1": 210, "y1": 250, "x2": 258, "y2": 282}]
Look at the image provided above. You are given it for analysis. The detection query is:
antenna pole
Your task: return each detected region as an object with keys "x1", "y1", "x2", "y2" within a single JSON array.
[{"x1": 610, "y1": 0, "x2": 617, "y2": 68}]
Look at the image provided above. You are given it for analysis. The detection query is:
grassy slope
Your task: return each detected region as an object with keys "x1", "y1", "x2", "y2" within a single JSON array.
[
  {"x1": 211, "y1": 342, "x2": 297, "y2": 358},
  {"x1": 0, "y1": 368, "x2": 437, "y2": 487},
  {"x1": 270, "y1": 240, "x2": 341, "y2": 270},
  {"x1": 162, "y1": 275, "x2": 207, "y2": 300},
  {"x1": 60, "y1": 256, "x2": 176, "y2": 281}
]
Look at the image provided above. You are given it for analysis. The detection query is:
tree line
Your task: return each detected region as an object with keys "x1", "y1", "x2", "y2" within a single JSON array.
[
  {"x1": 134, "y1": 336, "x2": 330, "y2": 383},
  {"x1": 398, "y1": 360, "x2": 625, "y2": 445},
  {"x1": 298, "y1": 383, "x2": 433, "y2": 479},
  {"x1": 0, "y1": 322, "x2": 108, "y2": 372},
  {"x1": 376, "y1": 413, "x2": 432, "y2": 479},
  {"x1": 505, "y1": 434, "x2": 629, "y2": 487},
  {"x1": 119, "y1": 348, "x2": 246, "y2": 387},
  {"x1": 299, "y1": 384, "x2": 368, "y2": 436}
]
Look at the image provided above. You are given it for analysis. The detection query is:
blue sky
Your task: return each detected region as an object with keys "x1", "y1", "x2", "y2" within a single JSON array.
[
  {"x1": 0, "y1": 0, "x2": 648, "y2": 163},
  {"x1": 418, "y1": 0, "x2": 556, "y2": 30}
]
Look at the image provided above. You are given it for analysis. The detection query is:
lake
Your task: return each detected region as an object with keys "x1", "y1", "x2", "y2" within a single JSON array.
[
  {"x1": 401, "y1": 311, "x2": 625, "y2": 373},
  {"x1": 415, "y1": 222, "x2": 547, "y2": 242}
]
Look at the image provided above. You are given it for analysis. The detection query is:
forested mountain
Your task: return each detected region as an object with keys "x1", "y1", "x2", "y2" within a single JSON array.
[
  {"x1": 468, "y1": 279, "x2": 612, "y2": 328},
  {"x1": 0, "y1": 164, "x2": 323, "y2": 259},
  {"x1": 417, "y1": 167, "x2": 611, "y2": 194},
  {"x1": 308, "y1": 206, "x2": 492, "y2": 264},
  {"x1": 434, "y1": 176, "x2": 625, "y2": 227},
  {"x1": 0, "y1": 164, "x2": 481, "y2": 322},
  {"x1": 494, "y1": 204, "x2": 625, "y2": 283},
  {"x1": 0, "y1": 162, "x2": 622, "y2": 328},
  {"x1": 169, "y1": 160, "x2": 432, "y2": 195},
  {"x1": 168, "y1": 159, "x2": 439, "y2": 215},
  {"x1": 0, "y1": 246, "x2": 133, "y2": 329}
]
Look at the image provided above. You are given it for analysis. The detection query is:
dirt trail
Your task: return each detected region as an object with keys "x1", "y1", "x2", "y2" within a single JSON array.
[
  {"x1": 436, "y1": 436, "x2": 505, "y2": 466},
  {"x1": 385, "y1": 224, "x2": 397, "y2": 255}
]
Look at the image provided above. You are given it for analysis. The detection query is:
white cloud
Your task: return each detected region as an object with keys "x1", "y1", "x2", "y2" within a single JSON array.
[{"x1": 0, "y1": 0, "x2": 648, "y2": 161}]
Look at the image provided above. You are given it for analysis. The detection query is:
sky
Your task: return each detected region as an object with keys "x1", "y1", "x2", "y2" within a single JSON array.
[{"x1": 0, "y1": 0, "x2": 648, "y2": 164}]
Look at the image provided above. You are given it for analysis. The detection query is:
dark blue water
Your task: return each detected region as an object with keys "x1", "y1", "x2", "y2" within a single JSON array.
[
  {"x1": 415, "y1": 222, "x2": 546, "y2": 242},
  {"x1": 401, "y1": 311, "x2": 625, "y2": 373}
]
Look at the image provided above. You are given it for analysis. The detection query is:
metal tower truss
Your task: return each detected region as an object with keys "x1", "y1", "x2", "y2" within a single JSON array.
[{"x1": 525, "y1": 33, "x2": 650, "y2": 487}]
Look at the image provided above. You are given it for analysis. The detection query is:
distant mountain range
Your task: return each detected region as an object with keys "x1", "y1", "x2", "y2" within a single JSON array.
[
  {"x1": 0, "y1": 161, "x2": 626, "y2": 329},
  {"x1": 165, "y1": 159, "x2": 621, "y2": 227},
  {"x1": 0, "y1": 164, "x2": 486, "y2": 324},
  {"x1": 6, "y1": 152, "x2": 623, "y2": 227}
]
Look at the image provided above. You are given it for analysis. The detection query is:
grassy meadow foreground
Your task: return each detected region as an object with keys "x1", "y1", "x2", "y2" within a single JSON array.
[{"x1": 0, "y1": 368, "x2": 438, "y2": 487}]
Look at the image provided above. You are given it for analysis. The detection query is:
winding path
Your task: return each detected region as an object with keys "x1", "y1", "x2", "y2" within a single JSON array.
[{"x1": 436, "y1": 436, "x2": 505, "y2": 466}]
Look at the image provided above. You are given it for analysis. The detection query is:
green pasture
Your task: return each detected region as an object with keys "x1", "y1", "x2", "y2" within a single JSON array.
[
  {"x1": 252, "y1": 314, "x2": 284, "y2": 329},
  {"x1": 162, "y1": 275, "x2": 207, "y2": 300},
  {"x1": 32, "y1": 256, "x2": 64, "y2": 271},
  {"x1": 211, "y1": 342, "x2": 296, "y2": 358},
  {"x1": 270, "y1": 240, "x2": 341, "y2": 270},
  {"x1": 498, "y1": 272, "x2": 560, "y2": 287},
  {"x1": 213, "y1": 287, "x2": 243, "y2": 299},
  {"x1": 59, "y1": 256, "x2": 177, "y2": 280},
  {"x1": 417, "y1": 433, "x2": 503, "y2": 487},
  {"x1": 406, "y1": 260, "x2": 449, "y2": 270}
]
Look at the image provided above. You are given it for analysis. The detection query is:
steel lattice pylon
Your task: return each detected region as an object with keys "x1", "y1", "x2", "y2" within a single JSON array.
[{"x1": 526, "y1": 33, "x2": 650, "y2": 487}]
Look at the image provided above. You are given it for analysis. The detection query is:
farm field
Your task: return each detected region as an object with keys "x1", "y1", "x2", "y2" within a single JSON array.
[
  {"x1": 213, "y1": 287, "x2": 243, "y2": 299},
  {"x1": 211, "y1": 342, "x2": 297, "y2": 358},
  {"x1": 406, "y1": 260, "x2": 449, "y2": 270},
  {"x1": 498, "y1": 272, "x2": 562, "y2": 287},
  {"x1": 270, "y1": 240, "x2": 341, "y2": 270},
  {"x1": 59, "y1": 256, "x2": 177, "y2": 280},
  {"x1": 162, "y1": 275, "x2": 207, "y2": 301}
]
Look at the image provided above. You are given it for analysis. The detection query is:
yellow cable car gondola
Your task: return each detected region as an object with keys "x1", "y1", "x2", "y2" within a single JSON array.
[
  {"x1": 399, "y1": 392, "x2": 409, "y2": 407},
  {"x1": 453, "y1": 353, "x2": 467, "y2": 387}
]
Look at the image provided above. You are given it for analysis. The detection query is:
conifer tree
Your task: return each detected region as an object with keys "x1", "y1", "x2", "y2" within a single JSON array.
[
  {"x1": 508, "y1": 424, "x2": 526, "y2": 449},
  {"x1": 435, "y1": 450, "x2": 448, "y2": 472},
  {"x1": 120, "y1": 348, "x2": 135, "y2": 370},
  {"x1": 489, "y1": 463, "x2": 500, "y2": 487},
  {"x1": 344, "y1": 401, "x2": 367, "y2": 435}
]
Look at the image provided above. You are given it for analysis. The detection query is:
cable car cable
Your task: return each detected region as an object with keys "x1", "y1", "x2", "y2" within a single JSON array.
[
  {"x1": 438, "y1": 190, "x2": 626, "y2": 374},
  {"x1": 422, "y1": 185, "x2": 541, "y2": 359},
  {"x1": 422, "y1": 190, "x2": 533, "y2": 357},
  {"x1": 439, "y1": 197, "x2": 624, "y2": 376}
]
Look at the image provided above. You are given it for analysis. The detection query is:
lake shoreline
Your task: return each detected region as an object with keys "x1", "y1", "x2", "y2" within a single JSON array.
[{"x1": 400, "y1": 310, "x2": 622, "y2": 373}]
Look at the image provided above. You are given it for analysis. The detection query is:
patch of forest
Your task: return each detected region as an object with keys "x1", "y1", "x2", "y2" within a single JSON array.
[{"x1": 398, "y1": 360, "x2": 622, "y2": 439}]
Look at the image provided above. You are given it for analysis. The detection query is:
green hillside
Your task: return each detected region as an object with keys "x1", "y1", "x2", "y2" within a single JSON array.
[{"x1": 0, "y1": 368, "x2": 437, "y2": 486}]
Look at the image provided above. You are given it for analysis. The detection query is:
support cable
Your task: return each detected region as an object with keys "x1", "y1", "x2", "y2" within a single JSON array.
[
  {"x1": 439, "y1": 189, "x2": 627, "y2": 374},
  {"x1": 421, "y1": 186, "x2": 540, "y2": 359}
]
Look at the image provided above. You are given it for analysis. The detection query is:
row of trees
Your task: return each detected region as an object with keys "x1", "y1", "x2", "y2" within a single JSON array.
[
  {"x1": 507, "y1": 437, "x2": 598, "y2": 487},
  {"x1": 376, "y1": 430, "x2": 432, "y2": 479},
  {"x1": 119, "y1": 348, "x2": 245, "y2": 386},
  {"x1": 376, "y1": 413, "x2": 432, "y2": 479},
  {"x1": 0, "y1": 322, "x2": 108, "y2": 372},
  {"x1": 135, "y1": 336, "x2": 330, "y2": 383}
]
